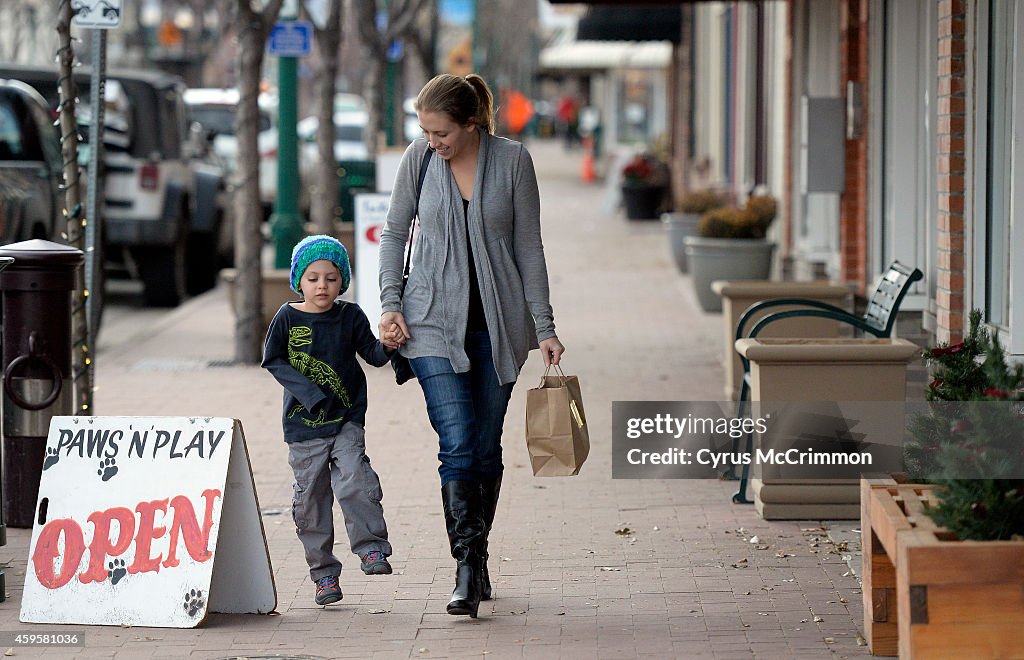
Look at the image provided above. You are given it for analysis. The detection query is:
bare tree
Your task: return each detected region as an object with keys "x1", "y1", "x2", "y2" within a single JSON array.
[
  {"x1": 233, "y1": 0, "x2": 285, "y2": 364},
  {"x1": 353, "y1": 0, "x2": 429, "y2": 157},
  {"x1": 308, "y1": 0, "x2": 344, "y2": 235},
  {"x1": 55, "y1": 0, "x2": 91, "y2": 413}
]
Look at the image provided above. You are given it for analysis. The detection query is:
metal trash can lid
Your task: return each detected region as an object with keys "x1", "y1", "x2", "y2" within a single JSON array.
[{"x1": 0, "y1": 239, "x2": 84, "y2": 268}]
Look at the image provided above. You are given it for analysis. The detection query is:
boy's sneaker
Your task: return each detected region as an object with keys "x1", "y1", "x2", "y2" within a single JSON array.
[
  {"x1": 360, "y1": 550, "x2": 392, "y2": 575},
  {"x1": 315, "y1": 575, "x2": 343, "y2": 605}
]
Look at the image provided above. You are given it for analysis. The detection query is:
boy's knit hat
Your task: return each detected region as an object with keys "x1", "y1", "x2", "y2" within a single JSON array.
[{"x1": 289, "y1": 234, "x2": 351, "y2": 294}]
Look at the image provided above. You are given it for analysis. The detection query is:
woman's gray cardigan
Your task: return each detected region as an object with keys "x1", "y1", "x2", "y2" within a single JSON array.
[{"x1": 378, "y1": 132, "x2": 556, "y2": 385}]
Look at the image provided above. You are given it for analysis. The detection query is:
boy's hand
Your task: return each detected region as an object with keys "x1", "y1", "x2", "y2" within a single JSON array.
[{"x1": 380, "y1": 312, "x2": 410, "y2": 348}]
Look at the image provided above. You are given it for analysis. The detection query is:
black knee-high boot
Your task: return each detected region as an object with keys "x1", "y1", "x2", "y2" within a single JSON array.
[
  {"x1": 441, "y1": 480, "x2": 485, "y2": 617},
  {"x1": 479, "y1": 475, "x2": 502, "y2": 600}
]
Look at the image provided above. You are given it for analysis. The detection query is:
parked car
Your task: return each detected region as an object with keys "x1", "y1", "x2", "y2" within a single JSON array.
[
  {"x1": 0, "y1": 79, "x2": 62, "y2": 244},
  {"x1": 0, "y1": 63, "x2": 231, "y2": 306},
  {"x1": 185, "y1": 87, "x2": 278, "y2": 219}
]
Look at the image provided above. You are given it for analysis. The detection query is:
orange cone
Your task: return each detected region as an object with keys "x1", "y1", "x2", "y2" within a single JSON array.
[{"x1": 581, "y1": 136, "x2": 596, "y2": 183}]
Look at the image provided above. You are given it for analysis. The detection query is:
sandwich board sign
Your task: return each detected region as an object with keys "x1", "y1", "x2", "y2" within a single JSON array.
[{"x1": 20, "y1": 417, "x2": 277, "y2": 628}]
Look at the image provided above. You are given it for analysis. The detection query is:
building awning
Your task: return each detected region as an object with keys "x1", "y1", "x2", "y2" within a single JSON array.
[
  {"x1": 576, "y1": 6, "x2": 683, "y2": 44},
  {"x1": 539, "y1": 39, "x2": 672, "y2": 72}
]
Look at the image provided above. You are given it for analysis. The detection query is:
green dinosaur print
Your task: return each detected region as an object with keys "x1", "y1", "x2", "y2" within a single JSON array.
[
  {"x1": 287, "y1": 402, "x2": 345, "y2": 429},
  {"x1": 287, "y1": 325, "x2": 352, "y2": 412}
]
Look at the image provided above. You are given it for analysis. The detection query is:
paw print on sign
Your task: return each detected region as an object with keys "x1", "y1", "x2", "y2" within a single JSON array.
[
  {"x1": 98, "y1": 457, "x2": 118, "y2": 481},
  {"x1": 107, "y1": 558, "x2": 127, "y2": 585},
  {"x1": 184, "y1": 589, "x2": 205, "y2": 617},
  {"x1": 43, "y1": 447, "x2": 60, "y2": 470}
]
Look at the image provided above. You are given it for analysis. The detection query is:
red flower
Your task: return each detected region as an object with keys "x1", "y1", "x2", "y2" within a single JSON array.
[
  {"x1": 622, "y1": 154, "x2": 659, "y2": 183},
  {"x1": 929, "y1": 378, "x2": 944, "y2": 391},
  {"x1": 984, "y1": 388, "x2": 1010, "y2": 398},
  {"x1": 930, "y1": 342, "x2": 965, "y2": 358}
]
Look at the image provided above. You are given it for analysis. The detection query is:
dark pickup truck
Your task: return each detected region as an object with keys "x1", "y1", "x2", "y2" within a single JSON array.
[{"x1": 0, "y1": 80, "x2": 62, "y2": 244}]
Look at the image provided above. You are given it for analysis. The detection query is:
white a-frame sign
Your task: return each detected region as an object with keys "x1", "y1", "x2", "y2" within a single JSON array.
[{"x1": 21, "y1": 417, "x2": 277, "y2": 628}]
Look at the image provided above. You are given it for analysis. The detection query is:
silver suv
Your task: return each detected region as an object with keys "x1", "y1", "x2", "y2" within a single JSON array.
[{"x1": 0, "y1": 63, "x2": 231, "y2": 307}]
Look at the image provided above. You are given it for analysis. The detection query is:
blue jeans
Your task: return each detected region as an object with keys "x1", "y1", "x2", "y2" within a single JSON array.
[{"x1": 410, "y1": 331, "x2": 515, "y2": 485}]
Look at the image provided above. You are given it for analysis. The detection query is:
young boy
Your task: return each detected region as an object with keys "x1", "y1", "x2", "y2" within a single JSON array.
[{"x1": 262, "y1": 234, "x2": 394, "y2": 606}]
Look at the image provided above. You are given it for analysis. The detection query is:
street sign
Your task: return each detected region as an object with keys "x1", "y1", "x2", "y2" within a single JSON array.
[
  {"x1": 71, "y1": 0, "x2": 123, "y2": 29},
  {"x1": 267, "y1": 20, "x2": 313, "y2": 57}
]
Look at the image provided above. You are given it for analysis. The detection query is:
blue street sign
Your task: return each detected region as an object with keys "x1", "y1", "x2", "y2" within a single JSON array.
[{"x1": 267, "y1": 20, "x2": 313, "y2": 57}]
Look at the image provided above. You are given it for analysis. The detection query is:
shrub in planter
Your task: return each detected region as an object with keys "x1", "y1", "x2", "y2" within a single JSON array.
[
  {"x1": 662, "y1": 190, "x2": 729, "y2": 273},
  {"x1": 684, "y1": 195, "x2": 778, "y2": 312},
  {"x1": 905, "y1": 310, "x2": 1024, "y2": 540},
  {"x1": 697, "y1": 195, "x2": 777, "y2": 239}
]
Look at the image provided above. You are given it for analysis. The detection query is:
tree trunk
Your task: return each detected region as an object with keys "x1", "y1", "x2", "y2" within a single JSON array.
[
  {"x1": 233, "y1": 0, "x2": 284, "y2": 364},
  {"x1": 310, "y1": 0, "x2": 343, "y2": 235},
  {"x1": 56, "y1": 0, "x2": 91, "y2": 413}
]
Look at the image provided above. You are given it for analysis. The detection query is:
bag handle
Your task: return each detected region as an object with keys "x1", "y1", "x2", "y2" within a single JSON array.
[
  {"x1": 539, "y1": 363, "x2": 569, "y2": 387},
  {"x1": 539, "y1": 364, "x2": 585, "y2": 429}
]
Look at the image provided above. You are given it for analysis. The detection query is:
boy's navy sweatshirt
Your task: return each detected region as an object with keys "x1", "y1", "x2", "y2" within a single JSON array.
[{"x1": 262, "y1": 300, "x2": 390, "y2": 442}]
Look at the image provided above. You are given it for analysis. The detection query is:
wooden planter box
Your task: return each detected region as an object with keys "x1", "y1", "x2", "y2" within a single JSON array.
[{"x1": 861, "y1": 476, "x2": 1024, "y2": 658}]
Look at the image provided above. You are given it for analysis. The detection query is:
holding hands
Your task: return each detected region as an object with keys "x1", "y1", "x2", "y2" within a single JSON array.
[{"x1": 380, "y1": 312, "x2": 411, "y2": 349}]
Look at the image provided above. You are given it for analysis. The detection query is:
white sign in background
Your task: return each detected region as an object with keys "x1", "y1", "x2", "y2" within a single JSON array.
[
  {"x1": 354, "y1": 193, "x2": 392, "y2": 334},
  {"x1": 20, "y1": 417, "x2": 276, "y2": 628},
  {"x1": 71, "y1": 0, "x2": 123, "y2": 29}
]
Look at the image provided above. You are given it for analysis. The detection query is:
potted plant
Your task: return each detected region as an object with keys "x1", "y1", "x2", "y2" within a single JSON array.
[
  {"x1": 619, "y1": 152, "x2": 668, "y2": 220},
  {"x1": 683, "y1": 194, "x2": 778, "y2": 312},
  {"x1": 661, "y1": 190, "x2": 728, "y2": 273},
  {"x1": 861, "y1": 311, "x2": 1024, "y2": 657}
]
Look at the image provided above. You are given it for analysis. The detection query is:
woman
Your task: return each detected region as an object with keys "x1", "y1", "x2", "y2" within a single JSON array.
[{"x1": 378, "y1": 74, "x2": 564, "y2": 618}]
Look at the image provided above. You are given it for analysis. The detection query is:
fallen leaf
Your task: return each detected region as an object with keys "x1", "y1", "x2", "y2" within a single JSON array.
[
  {"x1": 841, "y1": 571, "x2": 852, "y2": 577},
  {"x1": 839, "y1": 596, "x2": 848, "y2": 604},
  {"x1": 3, "y1": 649, "x2": 12, "y2": 657},
  {"x1": 814, "y1": 616, "x2": 824, "y2": 623},
  {"x1": 755, "y1": 544, "x2": 770, "y2": 550},
  {"x1": 776, "y1": 552, "x2": 795, "y2": 558},
  {"x1": 824, "y1": 637, "x2": 835, "y2": 644},
  {"x1": 749, "y1": 536, "x2": 760, "y2": 544},
  {"x1": 614, "y1": 527, "x2": 633, "y2": 536},
  {"x1": 418, "y1": 648, "x2": 429, "y2": 654},
  {"x1": 502, "y1": 557, "x2": 512, "y2": 561},
  {"x1": 368, "y1": 608, "x2": 390, "y2": 614},
  {"x1": 652, "y1": 526, "x2": 660, "y2": 531},
  {"x1": 856, "y1": 633, "x2": 866, "y2": 646},
  {"x1": 599, "y1": 567, "x2": 621, "y2": 571}
]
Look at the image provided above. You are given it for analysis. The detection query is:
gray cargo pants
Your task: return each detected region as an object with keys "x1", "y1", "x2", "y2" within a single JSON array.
[{"x1": 286, "y1": 422, "x2": 391, "y2": 581}]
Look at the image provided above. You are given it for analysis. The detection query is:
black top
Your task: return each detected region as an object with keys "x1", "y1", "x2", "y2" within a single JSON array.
[
  {"x1": 262, "y1": 300, "x2": 390, "y2": 442},
  {"x1": 463, "y1": 197, "x2": 487, "y2": 331}
]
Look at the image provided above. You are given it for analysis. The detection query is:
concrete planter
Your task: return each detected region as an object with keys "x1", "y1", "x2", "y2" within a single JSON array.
[
  {"x1": 683, "y1": 237, "x2": 775, "y2": 312},
  {"x1": 710, "y1": 280, "x2": 853, "y2": 400},
  {"x1": 733, "y1": 337, "x2": 920, "y2": 520},
  {"x1": 661, "y1": 212, "x2": 701, "y2": 273}
]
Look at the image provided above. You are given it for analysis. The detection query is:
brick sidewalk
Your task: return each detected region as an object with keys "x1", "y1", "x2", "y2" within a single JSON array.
[{"x1": 0, "y1": 141, "x2": 868, "y2": 659}]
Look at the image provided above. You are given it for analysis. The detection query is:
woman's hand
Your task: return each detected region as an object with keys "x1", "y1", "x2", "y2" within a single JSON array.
[
  {"x1": 539, "y1": 336, "x2": 565, "y2": 367},
  {"x1": 380, "y1": 312, "x2": 411, "y2": 349}
]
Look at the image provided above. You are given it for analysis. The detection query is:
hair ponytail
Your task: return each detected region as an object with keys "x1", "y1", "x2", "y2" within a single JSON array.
[
  {"x1": 415, "y1": 73, "x2": 494, "y2": 134},
  {"x1": 464, "y1": 74, "x2": 494, "y2": 134}
]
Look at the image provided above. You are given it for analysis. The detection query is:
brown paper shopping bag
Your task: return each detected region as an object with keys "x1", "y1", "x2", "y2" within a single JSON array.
[{"x1": 525, "y1": 365, "x2": 589, "y2": 476}]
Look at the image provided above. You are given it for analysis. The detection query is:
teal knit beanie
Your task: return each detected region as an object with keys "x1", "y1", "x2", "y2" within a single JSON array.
[{"x1": 289, "y1": 235, "x2": 351, "y2": 294}]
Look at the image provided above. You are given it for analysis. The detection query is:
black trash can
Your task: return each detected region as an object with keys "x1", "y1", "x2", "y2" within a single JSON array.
[
  {"x1": 0, "y1": 240, "x2": 82, "y2": 529},
  {"x1": 337, "y1": 160, "x2": 376, "y2": 223}
]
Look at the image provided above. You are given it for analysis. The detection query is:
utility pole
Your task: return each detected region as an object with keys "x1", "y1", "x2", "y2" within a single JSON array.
[{"x1": 270, "y1": 0, "x2": 308, "y2": 268}]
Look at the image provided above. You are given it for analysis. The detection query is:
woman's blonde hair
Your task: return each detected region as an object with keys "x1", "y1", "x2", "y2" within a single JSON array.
[{"x1": 415, "y1": 73, "x2": 494, "y2": 134}]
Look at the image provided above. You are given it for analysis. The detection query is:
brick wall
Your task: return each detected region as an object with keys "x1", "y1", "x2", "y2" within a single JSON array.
[
  {"x1": 935, "y1": 0, "x2": 968, "y2": 344},
  {"x1": 839, "y1": 0, "x2": 870, "y2": 290}
]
